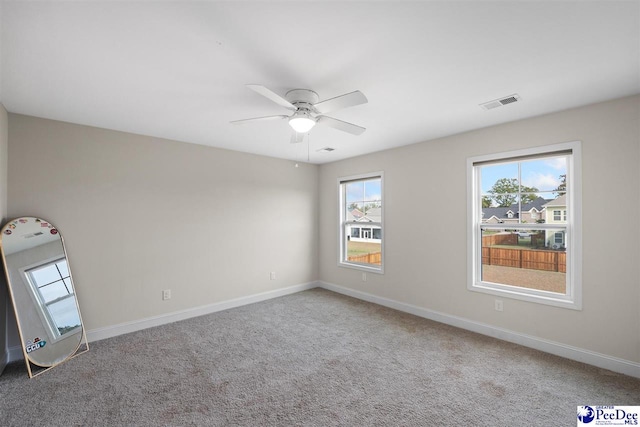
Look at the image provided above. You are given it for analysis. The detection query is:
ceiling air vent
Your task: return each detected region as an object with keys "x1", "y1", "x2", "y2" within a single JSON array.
[
  {"x1": 317, "y1": 147, "x2": 335, "y2": 153},
  {"x1": 480, "y1": 94, "x2": 521, "y2": 110}
]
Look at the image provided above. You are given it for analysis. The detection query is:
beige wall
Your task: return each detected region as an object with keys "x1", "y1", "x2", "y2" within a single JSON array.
[
  {"x1": 318, "y1": 95, "x2": 640, "y2": 363},
  {"x1": 7, "y1": 115, "x2": 318, "y2": 338}
]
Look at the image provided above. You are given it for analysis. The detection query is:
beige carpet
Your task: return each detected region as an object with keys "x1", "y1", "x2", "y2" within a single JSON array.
[{"x1": 1, "y1": 288, "x2": 638, "y2": 426}]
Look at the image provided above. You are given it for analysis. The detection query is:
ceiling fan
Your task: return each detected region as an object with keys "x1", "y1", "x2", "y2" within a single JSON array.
[{"x1": 231, "y1": 85, "x2": 368, "y2": 143}]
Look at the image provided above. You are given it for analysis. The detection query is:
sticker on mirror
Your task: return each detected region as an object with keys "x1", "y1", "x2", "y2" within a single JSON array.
[{"x1": 25, "y1": 337, "x2": 47, "y2": 353}]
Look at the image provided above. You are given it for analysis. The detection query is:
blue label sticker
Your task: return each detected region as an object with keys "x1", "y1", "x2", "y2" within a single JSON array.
[{"x1": 25, "y1": 337, "x2": 46, "y2": 353}]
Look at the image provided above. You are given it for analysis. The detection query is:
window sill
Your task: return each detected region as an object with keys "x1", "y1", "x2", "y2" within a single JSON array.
[
  {"x1": 469, "y1": 281, "x2": 581, "y2": 310},
  {"x1": 339, "y1": 261, "x2": 384, "y2": 275}
]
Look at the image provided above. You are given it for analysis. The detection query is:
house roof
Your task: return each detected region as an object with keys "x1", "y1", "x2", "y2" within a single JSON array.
[
  {"x1": 353, "y1": 207, "x2": 381, "y2": 223},
  {"x1": 350, "y1": 209, "x2": 365, "y2": 219},
  {"x1": 482, "y1": 197, "x2": 550, "y2": 220},
  {"x1": 543, "y1": 194, "x2": 567, "y2": 207},
  {"x1": 364, "y1": 207, "x2": 382, "y2": 223}
]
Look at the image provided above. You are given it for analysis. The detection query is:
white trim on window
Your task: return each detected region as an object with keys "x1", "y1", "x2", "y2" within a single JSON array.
[
  {"x1": 467, "y1": 141, "x2": 582, "y2": 309},
  {"x1": 338, "y1": 171, "x2": 384, "y2": 274},
  {"x1": 21, "y1": 256, "x2": 82, "y2": 342}
]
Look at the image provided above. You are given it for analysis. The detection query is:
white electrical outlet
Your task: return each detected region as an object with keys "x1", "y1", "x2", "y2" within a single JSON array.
[
  {"x1": 162, "y1": 289, "x2": 171, "y2": 301},
  {"x1": 494, "y1": 299, "x2": 503, "y2": 312},
  {"x1": 362, "y1": 272, "x2": 367, "y2": 282},
  {"x1": 270, "y1": 272, "x2": 276, "y2": 280}
]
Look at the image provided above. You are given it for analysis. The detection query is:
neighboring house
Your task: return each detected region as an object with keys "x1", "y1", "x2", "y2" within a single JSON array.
[
  {"x1": 543, "y1": 195, "x2": 567, "y2": 248},
  {"x1": 347, "y1": 207, "x2": 382, "y2": 243},
  {"x1": 482, "y1": 197, "x2": 549, "y2": 224},
  {"x1": 349, "y1": 208, "x2": 365, "y2": 220}
]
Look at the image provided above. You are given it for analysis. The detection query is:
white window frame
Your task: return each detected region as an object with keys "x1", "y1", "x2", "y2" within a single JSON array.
[
  {"x1": 338, "y1": 172, "x2": 384, "y2": 274},
  {"x1": 22, "y1": 256, "x2": 81, "y2": 341},
  {"x1": 467, "y1": 141, "x2": 582, "y2": 309}
]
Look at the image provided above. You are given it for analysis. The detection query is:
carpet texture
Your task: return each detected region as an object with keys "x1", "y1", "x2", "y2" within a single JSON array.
[{"x1": 1, "y1": 288, "x2": 638, "y2": 426}]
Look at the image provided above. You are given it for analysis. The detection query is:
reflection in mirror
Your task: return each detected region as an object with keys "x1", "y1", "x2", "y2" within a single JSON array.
[{"x1": 1, "y1": 217, "x2": 88, "y2": 378}]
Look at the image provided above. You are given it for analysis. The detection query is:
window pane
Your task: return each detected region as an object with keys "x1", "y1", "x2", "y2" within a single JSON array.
[
  {"x1": 56, "y1": 260, "x2": 69, "y2": 277},
  {"x1": 38, "y1": 280, "x2": 71, "y2": 303},
  {"x1": 30, "y1": 264, "x2": 61, "y2": 286},
  {"x1": 545, "y1": 192, "x2": 567, "y2": 224},
  {"x1": 47, "y1": 296, "x2": 81, "y2": 335},
  {"x1": 521, "y1": 157, "x2": 567, "y2": 193},
  {"x1": 345, "y1": 230, "x2": 382, "y2": 267},
  {"x1": 481, "y1": 227, "x2": 566, "y2": 294},
  {"x1": 480, "y1": 162, "x2": 518, "y2": 200},
  {"x1": 345, "y1": 178, "x2": 382, "y2": 219},
  {"x1": 481, "y1": 195, "x2": 520, "y2": 225},
  {"x1": 63, "y1": 278, "x2": 74, "y2": 293}
]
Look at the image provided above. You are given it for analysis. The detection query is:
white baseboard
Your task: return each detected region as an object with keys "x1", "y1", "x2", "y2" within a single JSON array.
[
  {"x1": 87, "y1": 281, "x2": 318, "y2": 343},
  {"x1": 318, "y1": 281, "x2": 640, "y2": 379},
  {"x1": 6, "y1": 344, "x2": 23, "y2": 364}
]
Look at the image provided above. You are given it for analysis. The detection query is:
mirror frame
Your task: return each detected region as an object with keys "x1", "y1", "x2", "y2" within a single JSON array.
[{"x1": 0, "y1": 217, "x2": 88, "y2": 378}]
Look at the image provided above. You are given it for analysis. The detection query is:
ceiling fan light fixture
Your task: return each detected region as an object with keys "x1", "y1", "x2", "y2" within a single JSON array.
[{"x1": 288, "y1": 111, "x2": 316, "y2": 133}]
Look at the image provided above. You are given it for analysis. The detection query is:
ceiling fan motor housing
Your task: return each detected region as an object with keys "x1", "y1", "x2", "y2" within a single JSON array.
[{"x1": 285, "y1": 89, "x2": 319, "y2": 107}]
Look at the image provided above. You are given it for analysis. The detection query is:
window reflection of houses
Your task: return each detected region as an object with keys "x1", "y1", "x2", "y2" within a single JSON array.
[
  {"x1": 346, "y1": 208, "x2": 382, "y2": 243},
  {"x1": 543, "y1": 195, "x2": 567, "y2": 249},
  {"x1": 481, "y1": 196, "x2": 567, "y2": 250},
  {"x1": 481, "y1": 197, "x2": 548, "y2": 225}
]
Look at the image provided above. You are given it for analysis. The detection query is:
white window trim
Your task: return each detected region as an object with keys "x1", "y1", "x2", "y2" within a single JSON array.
[
  {"x1": 338, "y1": 171, "x2": 384, "y2": 274},
  {"x1": 467, "y1": 141, "x2": 582, "y2": 310},
  {"x1": 20, "y1": 256, "x2": 81, "y2": 342}
]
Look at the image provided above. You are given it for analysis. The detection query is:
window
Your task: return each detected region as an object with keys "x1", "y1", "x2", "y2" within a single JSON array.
[
  {"x1": 25, "y1": 259, "x2": 81, "y2": 339},
  {"x1": 339, "y1": 173, "x2": 383, "y2": 272},
  {"x1": 467, "y1": 142, "x2": 582, "y2": 309}
]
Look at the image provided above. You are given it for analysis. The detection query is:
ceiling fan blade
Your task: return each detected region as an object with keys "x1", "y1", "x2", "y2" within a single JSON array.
[
  {"x1": 317, "y1": 116, "x2": 366, "y2": 135},
  {"x1": 246, "y1": 85, "x2": 297, "y2": 111},
  {"x1": 230, "y1": 115, "x2": 288, "y2": 125},
  {"x1": 313, "y1": 90, "x2": 368, "y2": 114},
  {"x1": 290, "y1": 132, "x2": 305, "y2": 144}
]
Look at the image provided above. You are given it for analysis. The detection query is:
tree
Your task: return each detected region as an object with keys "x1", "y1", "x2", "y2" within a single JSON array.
[
  {"x1": 482, "y1": 196, "x2": 493, "y2": 208},
  {"x1": 363, "y1": 201, "x2": 381, "y2": 213},
  {"x1": 488, "y1": 178, "x2": 539, "y2": 207},
  {"x1": 348, "y1": 202, "x2": 360, "y2": 211},
  {"x1": 554, "y1": 174, "x2": 566, "y2": 196}
]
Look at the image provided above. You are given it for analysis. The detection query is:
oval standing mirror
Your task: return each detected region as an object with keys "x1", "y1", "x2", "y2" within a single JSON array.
[{"x1": 0, "y1": 217, "x2": 88, "y2": 378}]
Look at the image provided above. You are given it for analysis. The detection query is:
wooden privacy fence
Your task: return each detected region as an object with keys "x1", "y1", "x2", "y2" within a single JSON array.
[
  {"x1": 348, "y1": 252, "x2": 382, "y2": 265},
  {"x1": 482, "y1": 234, "x2": 518, "y2": 246},
  {"x1": 482, "y1": 233, "x2": 546, "y2": 248},
  {"x1": 482, "y1": 247, "x2": 566, "y2": 273}
]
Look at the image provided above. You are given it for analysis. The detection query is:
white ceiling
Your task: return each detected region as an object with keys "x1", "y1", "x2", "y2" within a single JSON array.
[{"x1": 1, "y1": 1, "x2": 638, "y2": 164}]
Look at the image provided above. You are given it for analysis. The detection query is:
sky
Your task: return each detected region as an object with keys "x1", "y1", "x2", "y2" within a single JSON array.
[
  {"x1": 345, "y1": 178, "x2": 381, "y2": 206},
  {"x1": 480, "y1": 155, "x2": 567, "y2": 199},
  {"x1": 343, "y1": 157, "x2": 565, "y2": 210}
]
